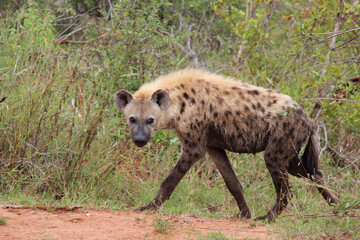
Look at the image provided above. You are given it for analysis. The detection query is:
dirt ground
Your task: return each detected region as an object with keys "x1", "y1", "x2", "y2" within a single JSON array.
[{"x1": 0, "y1": 204, "x2": 279, "y2": 240}]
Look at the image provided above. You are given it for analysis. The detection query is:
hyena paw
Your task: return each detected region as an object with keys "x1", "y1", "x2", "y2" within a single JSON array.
[
  {"x1": 236, "y1": 210, "x2": 251, "y2": 219},
  {"x1": 135, "y1": 202, "x2": 158, "y2": 212},
  {"x1": 255, "y1": 212, "x2": 276, "y2": 222}
]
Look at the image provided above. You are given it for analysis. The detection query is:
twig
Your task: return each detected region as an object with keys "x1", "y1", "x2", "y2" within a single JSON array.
[
  {"x1": 280, "y1": 213, "x2": 359, "y2": 219},
  {"x1": 297, "y1": 56, "x2": 360, "y2": 73},
  {"x1": 107, "y1": 0, "x2": 116, "y2": 18},
  {"x1": 265, "y1": 40, "x2": 284, "y2": 54},
  {"x1": 54, "y1": 15, "x2": 83, "y2": 43},
  {"x1": 307, "y1": 97, "x2": 360, "y2": 104},
  {"x1": 327, "y1": 146, "x2": 360, "y2": 172},
  {"x1": 335, "y1": 31, "x2": 360, "y2": 49},
  {"x1": 182, "y1": 223, "x2": 275, "y2": 234},
  {"x1": 51, "y1": 14, "x2": 84, "y2": 23},
  {"x1": 314, "y1": 27, "x2": 360, "y2": 43},
  {"x1": 54, "y1": 33, "x2": 106, "y2": 46},
  {"x1": 53, "y1": 6, "x2": 100, "y2": 43},
  {"x1": 54, "y1": 26, "x2": 84, "y2": 44},
  {"x1": 13, "y1": 55, "x2": 21, "y2": 76},
  {"x1": 3, "y1": 205, "x2": 83, "y2": 211},
  {"x1": 192, "y1": 158, "x2": 208, "y2": 181},
  {"x1": 16, "y1": 67, "x2": 32, "y2": 76},
  {"x1": 311, "y1": 18, "x2": 360, "y2": 35},
  {"x1": 335, "y1": 64, "x2": 354, "y2": 80},
  {"x1": 54, "y1": 40, "x2": 90, "y2": 45},
  {"x1": 317, "y1": 122, "x2": 328, "y2": 158},
  {"x1": 326, "y1": 157, "x2": 360, "y2": 180},
  {"x1": 318, "y1": 0, "x2": 359, "y2": 92},
  {"x1": 318, "y1": 1, "x2": 345, "y2": 81},
  {"x1": 270, "y1": 56, "x2": 291, "y2": 83}
]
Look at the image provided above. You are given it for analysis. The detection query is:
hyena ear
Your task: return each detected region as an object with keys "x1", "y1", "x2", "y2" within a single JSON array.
[
  {"x1": 150, "y1": 89, "x2": 171, "y2": 110},
  {"x1": 114, "y1": 90, "x2": 133, "y2": 111}
]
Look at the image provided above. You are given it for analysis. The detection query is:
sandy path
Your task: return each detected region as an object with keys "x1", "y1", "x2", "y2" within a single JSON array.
[{"x1": 0, "y1": 205, "x2": 279, "y2": 239}]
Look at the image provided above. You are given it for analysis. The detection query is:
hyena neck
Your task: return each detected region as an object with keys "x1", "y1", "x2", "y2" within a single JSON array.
[{"x1": 155, "y1": 105, "x2": 178, "y2": 130}]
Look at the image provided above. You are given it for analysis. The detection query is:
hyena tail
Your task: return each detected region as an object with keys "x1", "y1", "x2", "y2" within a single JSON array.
[
  {"x1": 301, "y1": 131, "x2": 320, "y2": 178},
  {"x1": 299, "y1": 131, "x2": 339, "y2": 205}
]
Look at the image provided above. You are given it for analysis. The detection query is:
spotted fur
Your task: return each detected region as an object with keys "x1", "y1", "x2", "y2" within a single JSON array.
[{"x1": 114, "y1": 69, "x2": 338, "y2": 221}]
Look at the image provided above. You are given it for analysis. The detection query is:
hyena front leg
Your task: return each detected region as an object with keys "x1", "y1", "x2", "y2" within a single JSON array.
[
  {"x1": 136, "y1": 146, "x2": 204, "y2": 211},
  {"x1": 207, "y1": 148, "x2": 251, "y2": 219}
]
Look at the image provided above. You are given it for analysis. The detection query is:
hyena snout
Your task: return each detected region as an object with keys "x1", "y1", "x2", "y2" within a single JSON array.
[
  {"x1": 131, "y1": 125, "x2": 152, "y2": 147},
  {"x1": 133, "y1": 136, "x2": 148, "y2": 147}
]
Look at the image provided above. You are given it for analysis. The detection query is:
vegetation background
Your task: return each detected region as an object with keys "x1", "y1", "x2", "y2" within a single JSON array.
[{"x1": 0, "y1": 0, "x2": 359, "y2": 239}]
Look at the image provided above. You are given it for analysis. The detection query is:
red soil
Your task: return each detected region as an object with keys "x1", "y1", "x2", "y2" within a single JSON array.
[{"x1": 0, "y1": 204, "x2": 279, "y2": 239}]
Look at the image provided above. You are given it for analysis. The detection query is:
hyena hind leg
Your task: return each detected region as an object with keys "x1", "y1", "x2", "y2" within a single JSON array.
[{"x1": 256, "y1": 152, "x2": 292, "y2": 221}]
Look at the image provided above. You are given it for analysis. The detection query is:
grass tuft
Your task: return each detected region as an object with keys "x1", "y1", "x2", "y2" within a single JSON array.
[
  {"x1": 153, "y1": 216, "x2": 170, "y2": 234},
  {"x1": 0, "y1": 217, "x2": 7, "y2": 226}
]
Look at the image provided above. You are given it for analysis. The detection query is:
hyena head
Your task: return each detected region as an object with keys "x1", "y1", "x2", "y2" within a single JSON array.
[{"x1": 114, "y1": 89, "x2": 171, "y2": 147}]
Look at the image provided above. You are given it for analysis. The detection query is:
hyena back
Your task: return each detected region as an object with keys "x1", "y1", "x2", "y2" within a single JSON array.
[{"x1": 114, "y1": 69, "x2": 338, "y2": 221}]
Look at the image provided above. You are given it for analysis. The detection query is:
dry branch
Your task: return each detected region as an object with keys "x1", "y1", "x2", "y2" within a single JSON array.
[
  {"x1": 307, "y1": 97, "x2": 360, "y2": 104},
  {"x1": 54, "y1": 39, "x2": 90, "y2": 45}
]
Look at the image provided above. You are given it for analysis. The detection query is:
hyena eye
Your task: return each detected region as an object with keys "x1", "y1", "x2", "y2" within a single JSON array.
[
  {"x1": 146, "y1": 118, "x2": 154, "y2": 124},
  {"x1": 129, "y1": 116, "x2": 136, "y2": 124}
]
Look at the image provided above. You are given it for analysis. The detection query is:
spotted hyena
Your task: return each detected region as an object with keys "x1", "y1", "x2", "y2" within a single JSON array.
[{"x1": 114, "y1": 69, "x2": 338, "y2": 220}]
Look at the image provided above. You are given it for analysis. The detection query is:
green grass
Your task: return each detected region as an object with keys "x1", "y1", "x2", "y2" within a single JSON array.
[
  {"x1": 194, "y1": 231, "x2": 233, "y2": 240},
  {"x1": 192, "y1": 230, "x2": 260, "y2": 240},
  {"x1": 153, "y1": 216, "x2": 170, "y2": 234},
  {"x1": 0, "y1": 1, "x2": 359, "y2": 239},
  {"x1": 0, "y1": 217, "x2": 7, "y2": 226}
]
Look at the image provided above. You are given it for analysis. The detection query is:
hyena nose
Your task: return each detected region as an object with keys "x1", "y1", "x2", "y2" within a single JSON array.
[{"x1": 134, "y1": 138, "x2": 147, "y2": 147}]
